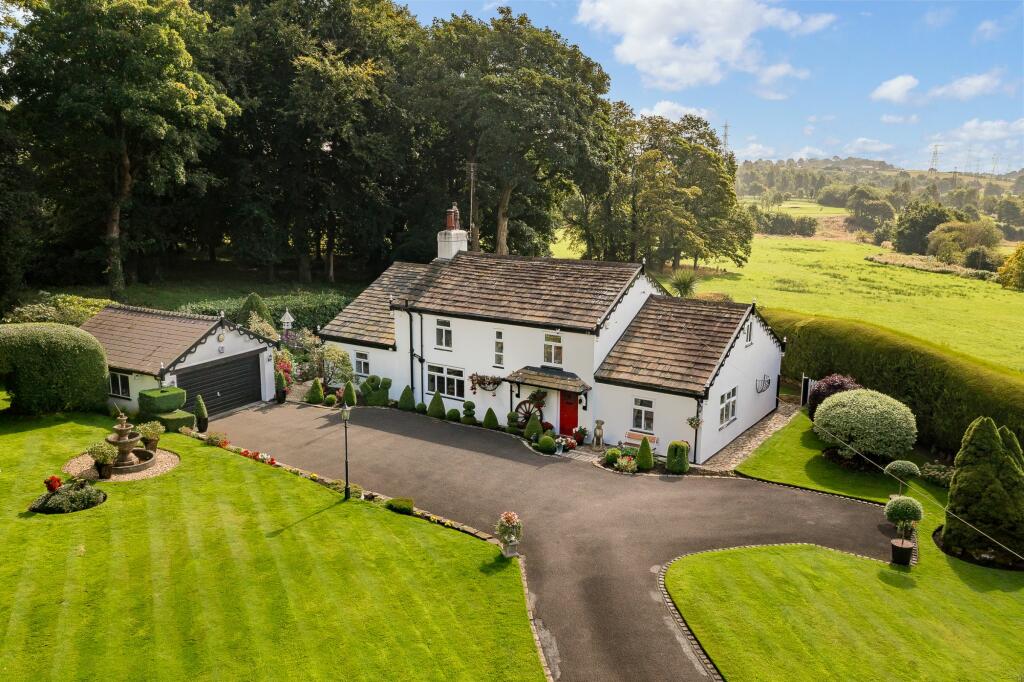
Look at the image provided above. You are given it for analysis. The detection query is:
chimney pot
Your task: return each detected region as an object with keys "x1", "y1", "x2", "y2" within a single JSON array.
[{"x1": 445, "y1": 202, "x2": 460, "y2": 231}]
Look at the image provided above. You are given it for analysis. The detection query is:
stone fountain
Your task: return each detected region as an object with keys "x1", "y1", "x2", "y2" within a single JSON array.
[{"x1": 106, "y1": 412, "x2": 156, "y2": 474}]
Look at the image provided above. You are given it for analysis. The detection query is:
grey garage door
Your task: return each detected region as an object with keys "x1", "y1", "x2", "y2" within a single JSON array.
[{"x1": 176, "y1": 352, "x2": 262, "y2": 416}]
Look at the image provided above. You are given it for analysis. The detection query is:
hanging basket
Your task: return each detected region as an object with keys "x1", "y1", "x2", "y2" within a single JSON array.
[{"x1": 470, "y1": 373, "x2": 504, "y2": 394}]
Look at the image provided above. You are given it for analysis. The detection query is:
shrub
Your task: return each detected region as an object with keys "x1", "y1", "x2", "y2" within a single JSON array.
[
  {"x1": 614, "y1": 455, "x2": 637, "y2": 473},
  {"x1": 427, "y1": 392, "x2": 446, "y2": 419},
  {"x1": 495, "y1": 511, "x2": 523, "y2": 544},
  {"x1": 807, "y1": 374, "x2": 861, "y2": 420},
  {"x1": 415, "y1": 402, "x2": 427, "y2": 414},
  {"x1": 156, "y1": 409, "x2": 194, "y2": 432},
  {"x1": 139, "y1": 387, "x2": 186, "y2": 415},
  {"x1": 920, "y1": 462, "x2": 953, "y2": 488},
  {"x1": 666, "y1": 441, "x2": 690, "y2": 474},
  {"x1": 997, "y1": 243, "x2": 1024, "y2": 291},
  {"x1": 179, "y1": 291, "x2": 349, "y2": 331},
  {"x1": 462, "y1": 400, "x2": 476, "y2": 424},
  {"x1": 942, "y1": 417, "x2": 1024, "y2": 565},
  {"x1": 323, "y1": 394, "x2": 337, "y2": 407},
  {"x1": 320, "y1": 345, "x2": 353, "y2": 387},
  {"x1": 237, "y1": 292, "x2": 274, "y2": 326},
  {"x1": 2, "y1": 292, "x2": 112, "y2": 326},
  {"x1": 136, "y1": 421, "x2": 165, "y2": 441},
  {"x1": 884, "y1": 460, "x2": 920, "y2": 495},
  {"x1": 482, "y1": 407, "x2": 499, "y2": 429},
  {"x1": 275, "y1": 370, "x2": 287, "y2": 392},
  {"x1": 305, "y1": 378, "x2": 324, "y2": 404},
  {"x1": 445, "y1": 408, "x2": 461, "y2": 421},
  {"x1": 523, "y1": 413, "x2": 543, "y2": 441},
  {"x1": 813, "y1": 389, "x2": 917, "y2": 462},
  {"x1": 87, "y1": 441, "x2": 118, "y2": 464},
  {"x1": 342, "y1": 381, "x2": 358, "y2": 407},
  {"x1": 534, "y1": 435, "x2": 556, "y2": 454},
  {"x1": 0, "y1": 323, "x2": 107, "y2": 414},
  {"x1": 246, "y1": 311, "x2": 280, "y2": 342},
  {"x1": 636, "y1": 437, "x2": 654, "y2": 471},
  {"x1": 385, "y1": 497, "x2": 414, "y2": 515},
  {"x1": 962, "y1": 246, "x2": 1003, "y2": 272},
  {"x1": 205, "y1": 431, "x2": 228, "y2": 446},
  {"x1": 398, "y1": 386, "x2": 415, "y2": 411},
  {"x1": 506, "y1": 411, "x2": 520, "y2": 428},
  {"x1": 885, "y1": 496, "x2": 924, "y2": 540},
  {"x1": 763, "y1": 309, "x2": 1024, "y2": 454},
  {"x1": 670, "y1": 270, "x2": 699, "y2": 298},
  {"x1": 604, "y1": 447, "x2": 622, "y2": 466},
  {"x1": 29, "y1": 478, "x2": 105, "y2": 514},
  {"x1": 893, "y1": 201, "x2": 964, "y2": 254},
  {"x1": 542, "y1": 428, "x2": 556, "y2": 439}
]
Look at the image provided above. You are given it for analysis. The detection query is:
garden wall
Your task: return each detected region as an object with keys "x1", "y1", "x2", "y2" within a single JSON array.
[{"x1": 762, "y1": 309, "x2": 1024, "y2": 454}]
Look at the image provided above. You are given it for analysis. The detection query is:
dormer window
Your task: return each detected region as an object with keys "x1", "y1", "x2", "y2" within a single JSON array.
[
  {"x1": 543, "y1": 334, "x2": 563, "y2": 366},
  {"x1": 435, "y1": 319, "x2": 452, "y2": 350}
]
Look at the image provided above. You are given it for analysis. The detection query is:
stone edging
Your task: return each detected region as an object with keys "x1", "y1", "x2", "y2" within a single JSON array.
[
  {"x1": 658, "y1": 541, "x2": 892, "y2": 681},
  {"x1": 518, "y1": 556, "x2": 555, "y2": 682},
  {"x1": 732, "y1": 470, "x2": 885, "y2": 507}
]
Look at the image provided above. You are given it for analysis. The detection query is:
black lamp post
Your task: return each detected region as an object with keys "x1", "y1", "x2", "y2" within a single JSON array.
[{"x1": 340, "y1": 402, "x2": 352, "y2": 500}]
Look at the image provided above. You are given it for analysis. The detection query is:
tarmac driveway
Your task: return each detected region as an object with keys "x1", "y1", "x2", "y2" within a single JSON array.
[{"x1": 214, "y1": 403, "x2": 891, "y2": 681}]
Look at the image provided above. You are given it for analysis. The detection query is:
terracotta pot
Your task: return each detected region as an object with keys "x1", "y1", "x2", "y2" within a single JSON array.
[
  {"x1": 143, "y1": 437, "x2": 159, "y2": 452},
  {"x1": 96, "y1": 462, "x2": 113, "y2": 479},
  {"x1": 890, "y1": 538, "x2": 913, "y2": 566}
]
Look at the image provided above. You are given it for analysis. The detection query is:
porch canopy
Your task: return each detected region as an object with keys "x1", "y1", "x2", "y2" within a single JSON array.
[{"x1": 506, "y1": 366, "x2": 591, "y2": 394}]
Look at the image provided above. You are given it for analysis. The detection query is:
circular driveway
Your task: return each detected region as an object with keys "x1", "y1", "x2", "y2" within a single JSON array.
[{"x1": 215, "y1": 403, "x2": 891, "y2": 681}]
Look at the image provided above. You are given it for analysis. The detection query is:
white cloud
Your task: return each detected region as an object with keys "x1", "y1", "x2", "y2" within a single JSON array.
[
  {"x1": 793, "y1": 146, "x2": 826, "y2": 159},
  {"x1": 803, "y1": 124, "x2": 815, "y2": 136},
  {"x1": 845, "y1": 137, "x2": 894, "y2": 154},
  {"x1": 941, "y1": 117, "x2": 1024, "y2": 143},
  {"x1": 576, "y1": 0, "x2": 834, "y2": 90},
  {"x1": 881, "y1": 114, "x2": 919, "y2": 124},
  {"x1": 870, "y1": 74, "x2": 919, "y2": 103},
  {"x1": 638, "y1": 100, "x2": 711, "y2": 120},
  {"x1": 735, "y1": 142, "x2": 776, "y2": 160},
  {"x1": 928, "y1": 69, "x2": 1003, "y2": 100},
  {"x1": 928, "y1": 118, "x2": 1024, "y2": 171},
  {"x1": 972, "y1": 19, "x2": 1003, "y2": 42},
  {"x1": 923, "y1": 7, "x2": 954, "y2": 28}
]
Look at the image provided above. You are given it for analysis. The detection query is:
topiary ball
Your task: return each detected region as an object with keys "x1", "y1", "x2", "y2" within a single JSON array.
[
  {"x1": 814, "y1": 389, "x2": 917, "y2": 462},
  {"x1": 885, "y1": 495, "x2": 924, "y2": 527},
  {"x1": 884, "y1": 459, "x2": 920, "y2": 481}
]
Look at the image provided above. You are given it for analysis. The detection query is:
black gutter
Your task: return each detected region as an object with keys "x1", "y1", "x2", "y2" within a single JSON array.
[
  {"x1": 692, "y1": 400, "x2": 703, "y2": 464},
  {"x1": 403, "y1": 303, "x2": 416, "y2": 397},
  {"x1": 592, "y1": 376, "x2": 705, "y2": 399},
  {"x1": 391, "y1": 306, "x2": 598, "y2": 336},
  {"x1": 318, "y1": 334, "x2": 396, "y2": 351},
  {"x1": 419, "y1": 312, "x2": 426, "y2": 404}
]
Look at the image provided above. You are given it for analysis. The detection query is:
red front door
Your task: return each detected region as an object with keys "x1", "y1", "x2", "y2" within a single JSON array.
[{"x1": 559, "y1": 391, "x2": 578, "y2": 435}]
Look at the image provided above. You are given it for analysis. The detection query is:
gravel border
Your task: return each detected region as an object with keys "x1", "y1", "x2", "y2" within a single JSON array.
[{"x1": 63, "y1": 449, "x2": 181, "y2": 482}]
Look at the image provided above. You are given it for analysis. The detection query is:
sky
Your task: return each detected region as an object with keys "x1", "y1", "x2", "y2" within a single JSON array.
[{"x1": 407, "y1": 0, "x2": 1024, "y2": 171}]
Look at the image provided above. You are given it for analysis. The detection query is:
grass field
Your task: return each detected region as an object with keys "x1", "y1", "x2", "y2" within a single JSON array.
[
  {"x1": 665, "y1": 412, "x2": 1024, "y2": 681},
  {"x1": 740, "y1": 197, "x2": 849, "y2": 217},
  {"x1": 549, "y1": 228, "x2": 584, "y2": 259},
  {"x1": 0, "y1": 414, "x2": 544, "y2": 680}
]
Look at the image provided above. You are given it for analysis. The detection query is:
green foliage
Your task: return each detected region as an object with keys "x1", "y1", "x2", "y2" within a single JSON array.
[
  {"x1": 2, "y1": 292, "x2": 113, "y2": 326},
  {"x1": 155, "y1": 410, "x2": 194, "y2": 433},
  {"x1": 193, "y1": 395, "x2": 208, "y2": 420},
  {"x1": 323, "y1": 394, "x2": 337, "y2": 407},
  {"x1": 205, "y1": 431, "x2": 228, "y2": 446},
  {"x1": 482, "y1": 408, "x2": 499, "y2": 429},
  {"x1": 669, "y1": 270, "x2": 699, "y2": 298},
  {"x1": 604, "y1": 447, "x2": 622, "y2": 466},
  {"x1": 320, "y1": 345, "x2": 354, "y2": 387},
  {"x1": 807, "y1": 374, "x2": 861, "y2": 421},
  {"x1": 942, "y1": 417, "x2": 1024, "y2": 565},
  {"x1": 920, "y1": 462, "x2": 953, "y2": 489},
  {"x1": 666, "y1": 441, "x2": 690, "y2": 474},
  {"x1": 506, "y1": 411, "x2": 519, "y2": 428},
  {"x1": 884, "y1": 496, "x2": 924, "y2": 540},
  {"x1": 445, "y1": 408, "x2": 461, "y2": 421},
  {"x1": 398, "y1": 386, "x2": 415, "y2": 411},
  {"x1": 245, "y1": 312, "x2": 280, "y2": 342},
  {"x1": 816, "y1": 183, "x2": 853, "y2": 207},
  {"x1": 342, "y1": 381, "x2": 358, "y2": 407},
  {"x1": 427, "y1": 392, "x2": 446, "y2": 419},
  {"x1": 764, "y1": 309, "x2": 1024, "y2": 454},
  {"x1": 961, "y1": 246, "x2": 1003, "y2": 272},
  {"x1": 385, "y1": 497, "x2": 414, "y2": 515},
  {"x1": 0, "y1": 323, "x2": 107, "y2": 414},
  {"x1": 29, "y1": 479, "x2": 105, "y2": 514},
  {"x1": 523, "y1": 413, "x2": 543, "y2": 441},
  {"x1": 415, "y1": 402, "x2": 427, "y2": 414},
  {"x1": 305, "y1": 378, "x2": 325, "y2": 404},
  {"x1": 748, "y1": 205, "x2": 817, "y2": 236},
  {"x1": 461, "y1": 400, "x2": 476, "y2": 424},
  {"x1": 138, "y1": 387, "x2": 186, "y2": 415},
  {"x1": 237, "y1": 293, "x2": 274, "y2": 326},
  {"x1": 614, "y1": 455, "x2": 637, "y2": 473},
  {"x1": 534, "y1": 435, "x2": 556, "y2": 455},
  {"x1": 636, "y1": 437, "x2": 654, "y2": 471},
  {"x1": 884, "y1": 460, "x2": 920, "y2": 494},
  {"x1": 363, "y1": 376, "x2": 390, "y2": 407},
  {"x1": 180, "y1": 292, "x2": 351, "y2": 331},
  {"x1": 893, "y1": 202, "x2": 963, "y2": 255},
  {"x1": 275, "y1": 370, "x2": 287, "y2": 392},
  {"x1": 359, "y1": 375, "x2": 381, "y2": 401},
  {"x1": 136, "y1": 421, "x2": 165, "y2": 441},
  {"x1": 813, "y1": 389, "x2": 917, "y2": 462},
  {"x1": 87, "y1": 442, "x2": 118, "y2": 465},
  {"x1": 997, "y1": 243, "x2": 1024, "y2": 291}
]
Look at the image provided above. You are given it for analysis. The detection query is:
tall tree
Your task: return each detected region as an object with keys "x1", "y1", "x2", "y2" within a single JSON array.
[{"x1": 3, "y1": 0, "x2": 238, "y2": 297}]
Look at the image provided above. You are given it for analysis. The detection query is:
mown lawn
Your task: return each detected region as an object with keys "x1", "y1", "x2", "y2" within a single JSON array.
[
  {"x1": 740, "y1": 197, "x2": 849, "y2": 217},
  {"x1": 0, "y1": 414, "x2": 544, "y2": 681},
  {"x1": 665, "y1": 413, "x2": 1024, "y2": 681}
]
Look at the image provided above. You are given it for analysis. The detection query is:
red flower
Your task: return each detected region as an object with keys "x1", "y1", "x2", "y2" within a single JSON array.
[
  {"x1": 241, "y1": 449, "x2": 250, "y2": 457},
  {"x1": 269, "y1": 458, "x2": 276, "y2": 466},
  {"x1": 220, "y1": 440, "x2": 228, "y2": 448},
  {"x1": 44, "y1": 475, "x2": 62, "y2": 493}
]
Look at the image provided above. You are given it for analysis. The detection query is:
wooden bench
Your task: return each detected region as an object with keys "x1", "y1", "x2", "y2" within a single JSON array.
[{"x1": 623, "y1": 431, "x2": 658, "y2": 453}]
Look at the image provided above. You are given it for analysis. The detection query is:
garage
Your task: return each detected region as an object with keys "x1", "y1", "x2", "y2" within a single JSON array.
[{"x1": 176, "y1": 352, "x2": 263, "y2": 416}]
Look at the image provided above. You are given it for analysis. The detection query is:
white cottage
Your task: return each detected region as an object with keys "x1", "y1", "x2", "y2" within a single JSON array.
[{"x1": 320, "y1": 206, "x2": 784, "y2": 465}]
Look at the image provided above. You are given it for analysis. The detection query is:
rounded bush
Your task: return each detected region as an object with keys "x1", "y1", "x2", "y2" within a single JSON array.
[
  {"x1": 813, "y1": 389, "x2": 917, "y2": 461},
  {"x1": 604, "y1": 447, "x2": 622, "y2": 466},
  {"x1": 323, "y1": 394, "x2": 337, "y2": 407},
  {"x1": 415, "y1": 402, "x2": 427, "y2": 414},
  {"x1": 885, "y1": 495, "x2": 924, "y2": 537},
  {"x1": 614, "y1": 455, "x2": 637, "y2": 473},
  {"x1": 535, "y1": 435, "x2": 556, "y2": 455},
  {"x1": 884, "y1": 459, "x2": 920, "y2": 481},
  {"x1": 807, "y1": 373, "x2": 861, "y2": 420},
  {"x1": 0, "y1": 323, "x2": 108, "y2": 414},
  {"x1": 445, "y1": 408, "x2": 461, "y2": 421},
  {"x1": 523, "y1": 413, "x2": 543, "y2": 441}
]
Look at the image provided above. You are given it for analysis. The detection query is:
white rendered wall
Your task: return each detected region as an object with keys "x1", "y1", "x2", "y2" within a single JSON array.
[
  {"x1": 108, "y1": 372, "x2": 161, "y2": 414},
  {"x1": 696, "y1": 314, "x2": 782, "y2": 463},
  {"x1": 589, "y1": 382, "x2": 698, "y2": 455},
  {"x1": 323, "y1": 340, "x2": 404, "y2": 399},
  {"x1": 594, "y1": 274, "x2": 657, "y2": 369}
]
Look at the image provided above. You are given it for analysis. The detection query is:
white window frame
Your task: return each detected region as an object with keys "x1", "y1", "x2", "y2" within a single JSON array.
[
  {"x1": 543, "y1": 333, "x2": 563, "y2": 366},
  {"x1": 744, "y1": 319, "x2": 754, "y2": 346},
  {"x1": 109, "y1": 372, "x2": 130, "y2": 398},
  {"x1": 493, "y1": 330, "x2": 504, "y2": 368},
  {"x1": 354, "y1": 351, "x2": 370, "y2": 378},
  {"x1": 435, "y1": 319, "x2": 453, "y2": 350},
  {"x1": 632, "y1": 397, "x2": 655, "y2": 433},
  {"x1": 720, "y1": 387, "x2": 738, "y2": 427},
  {"x1": 426, "y1": 364, "x2": 465, "y2": 400}
]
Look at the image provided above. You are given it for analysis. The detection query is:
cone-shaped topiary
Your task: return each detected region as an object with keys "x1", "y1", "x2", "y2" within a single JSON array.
[
  {"x1": 238, "y1": 292, "x2": 274, "y2": 326},
  {"x1": 523, "y1": 413, "x2": 543, "y2": 441},
  {"x1": 483, "y1": 407, "x2": 499, "y2": 429},
  {"x1": 194, "y1": 395, "x2": 208, "y2": 421},
  {"x1": 942, "y1": 416, "x2": 1024, "y2": 566},
  {"x1": 275, "y1": 370, "x2": 286, "y2": 392},
  {"x1": 666, "y1": 440, "x2": 690, "y2": 474},
  {"x1": 636, "y1": 437, "x2": 654, "y2": 471},
  {"x1": 305, "y1": 378, "x2": 325, "y2": 404},
  {"x1": 342, "y1": 380, "x2": 358, "y2": 407},
  {"x1": 427, "y1": 392, "x2": 446, "y2": 419},
  {"x1": 398, "y1": 386, "x2": 415, "y2": 411}
]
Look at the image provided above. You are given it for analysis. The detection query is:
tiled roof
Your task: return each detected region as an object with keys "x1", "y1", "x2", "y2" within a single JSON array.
[
  {"x1": 320, "y1": 262, "x2": 440, "y2": 348},
  {"x1": 507, "y1": 366, "x2": 592, "y2": 394},
  {"x1": 595, "y1": 296, "x2": 752, "y2": 396},
  {"x1": 403, "y1": 252, "x2": 643, "y2": 331},
  {"x1": 80, "y1": 305, "x2": 220, "y2": 376}
]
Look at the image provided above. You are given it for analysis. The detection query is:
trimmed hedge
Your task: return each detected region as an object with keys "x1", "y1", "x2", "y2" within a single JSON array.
[
  {"x1": 427, "y1": 392, "x2": 446, "y2": 419},
  {"x1": 445, "y1": 408, "x2": 461, "y2": 421},
  {"x1": 153, "y1": 409, "x2": 195, "y2": 432},
  {"x1": 523, "y1": 413, "x2": 543, "y2": 441},
  {"x1": 180, "y1": 291, "x2": 349, "y2": 331},
  {"x1": 398, "y1": 386, "x2": 415, "y2": 411},
  {"x1": 138, "y1": 387, "x2": 186, "y2": 415},
  {"x1": 0, "y1": 323, "x2": 107, "y2": 414},
  {"x1": 666, "y1": 441, "x2": 690, "y2": 474},
  {"x1": 763, "y1": 308, "x2": 1024, "y2": 453},
  {"x1": 482, "y1": 407, "x2": 499, "y2": 429},
  {"x1": 305, "y1": 378, "x2": 325, "y2": 404},
  {"x1": 385, "y1": 497, "x2": 414, "y2": 515},
  {"x1": 636, "y1": 437, "x2": 654, "y2": 471},
  {"x1": 534, "y1": 435, "x2": 556, "y2": 454}
]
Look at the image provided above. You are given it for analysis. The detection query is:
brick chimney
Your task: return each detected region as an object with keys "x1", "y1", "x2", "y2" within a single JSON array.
[{"x1": 437, "y1": 202, "x2": 468, "y2": 260}]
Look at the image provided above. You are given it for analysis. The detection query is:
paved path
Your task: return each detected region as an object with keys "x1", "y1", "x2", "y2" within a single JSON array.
[
  {"x1": 214, "y1": 404, "x2": 891, "y2": 682},
  {"x1": 695, "y1": 401, "x2": 800, "y2": 472}
]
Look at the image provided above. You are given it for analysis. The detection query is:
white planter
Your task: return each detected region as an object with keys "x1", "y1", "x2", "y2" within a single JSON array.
[{"x1": 500, "y1": 540, "x2": 519, "y2": 558}]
